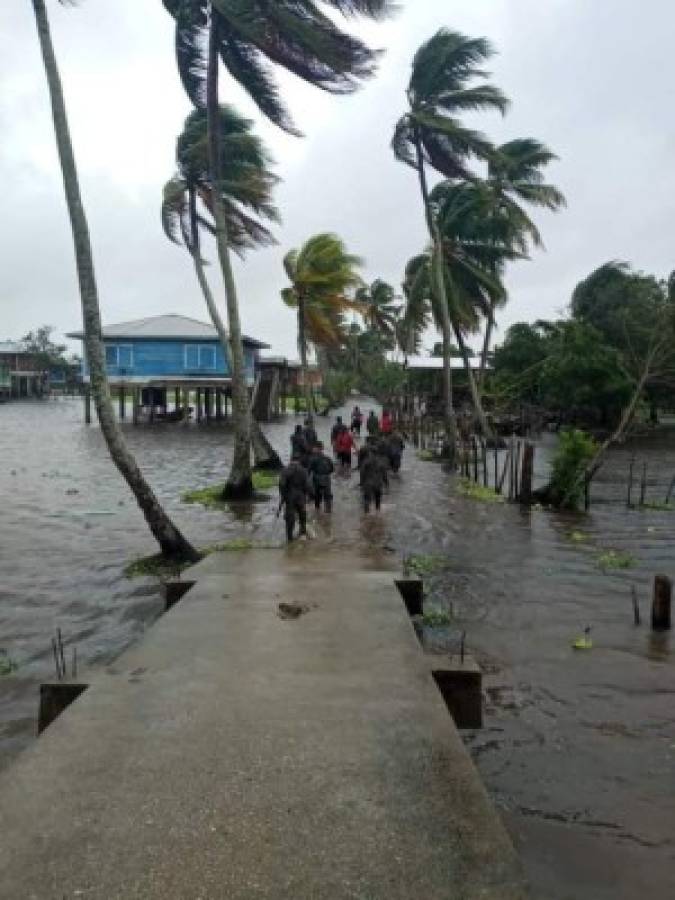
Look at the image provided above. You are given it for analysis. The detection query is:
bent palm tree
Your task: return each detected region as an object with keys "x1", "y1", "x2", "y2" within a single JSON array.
[
  {"x1": 281, "y1": 234, "x2": 363, "y2": 417},
  {"x1": 31, "y1": 0, "x2": 198, "y2": 561},
  {"x1": 393, "y1": 29, "x2": 509, "y2": 457},
  {"x1": 478, "y1": 139, "x2": 566, "y2": 381},
  {"x1": 162, "y1": 0, "x2": 394, "y2": 496},
  {"x1": 162, "y1": 106, "x2": 283, "y2": 471},
  {"x1": 356, "y1": 279, "x2": 399, "y2": 344}
]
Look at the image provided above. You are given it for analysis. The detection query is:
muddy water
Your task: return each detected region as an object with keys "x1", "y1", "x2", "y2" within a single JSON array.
[{"x1": 1, "y1": 396, "x2": 674, "y2": 898}]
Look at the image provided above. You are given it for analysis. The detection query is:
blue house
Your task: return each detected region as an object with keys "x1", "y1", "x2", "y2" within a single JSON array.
[{"x1": 67, "y1": 314, "x2": 269, "y2": 423}]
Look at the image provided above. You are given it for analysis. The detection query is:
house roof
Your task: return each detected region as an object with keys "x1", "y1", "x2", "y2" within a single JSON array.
[
  {"x1": 405, "y1": 355, "x2": 482, "y2": 371},
  {"x1": 0, "y1": 340, "x2": 29, "y2": 354},
  {"x1": 66, "y1": 315, "x2": 269, "y2": 349}
]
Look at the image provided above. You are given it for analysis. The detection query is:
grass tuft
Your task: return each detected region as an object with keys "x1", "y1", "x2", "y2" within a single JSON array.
[
  {"x1": 459, "y1": 479, "x2": 505, "y2": 504},
  {"x1": 568, "y1": 530, "x2": 589, "y2": 544},
  {"x1": 124, "y1": 553, "x2": 197, "y2": 579},
  {"x1": 404, "y1": 554, "x2": 447, "y2": 576},
  {"x1": 597, "y1": 549, "x2": 635, "y2": 571},
  {"x1": 422, "y1": 609, "x2": 453, "y2": 628},
  {"x1": 642, "y1": 500, "x2": 675, "y2": 512},
  {"x1": 0, "y1": 652, "x2": 17, "y2": 676},
  {"x1": 182, "y1": 471, "x2": 280, "y2": 509}
]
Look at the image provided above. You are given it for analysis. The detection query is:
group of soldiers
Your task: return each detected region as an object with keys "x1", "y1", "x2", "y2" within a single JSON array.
[{"x1": 278, "y1": 411, "x2": 405, "y2": 542}]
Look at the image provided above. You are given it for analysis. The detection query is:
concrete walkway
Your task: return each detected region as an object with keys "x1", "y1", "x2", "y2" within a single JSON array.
[{"x1": 0, "y1": 549, "x2": 527, "y2": 899}]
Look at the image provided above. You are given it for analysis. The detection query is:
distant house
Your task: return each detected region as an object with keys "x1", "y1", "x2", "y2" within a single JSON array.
[
  {"x1": 0, "y1": 341, "x2": 43, "y2": 398},
  {"x1": 67, "y1": 315, "x2": 269, "y2": 387},
  {"x1": 66, "y1": 314, "x2": 271, "y2": 423}
]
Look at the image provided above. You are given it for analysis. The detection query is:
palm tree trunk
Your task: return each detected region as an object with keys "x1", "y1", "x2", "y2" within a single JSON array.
[
  {"x1": 451, "y1": 321, "x2": 493, "y2": 439},
  {"x1": 187, "y1": 189, "x2": 281, "y2": 473},
  {"x1": 414, "y1": 134, "x2": 457, "y2": 464},
  {"x1": 297, "y1": 297, "x2": 315, "y2": 419},
  {"x1": 207, "y1": 16, "x2": 252, "y2": 500},
  {"x1": 31, "y1": 0, "x2": 198, "y2": 562},
  {"x1": 478, "y1": 313, "x2": 494, "y2": 389}
]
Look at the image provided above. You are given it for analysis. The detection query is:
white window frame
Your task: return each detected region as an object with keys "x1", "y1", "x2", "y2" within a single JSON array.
[
  {"x1": 184, "y1": 344, "x2": 217, "y2": 370},
  {"x1": 105, "y1": 344, "x2": 134, "y2": 368}
]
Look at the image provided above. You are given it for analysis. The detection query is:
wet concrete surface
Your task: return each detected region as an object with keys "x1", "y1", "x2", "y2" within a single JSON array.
[{"x1": 1, "y1": 395, "x2": 674, "y2": 897}]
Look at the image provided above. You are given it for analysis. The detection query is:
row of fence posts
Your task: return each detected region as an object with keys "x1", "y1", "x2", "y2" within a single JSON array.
[
  {"x1": 626, "y1": 455, "x2": 675, "y2": 508},
  {"x1": 460, "y1": 435, "x2": 536, "y2": 504}
]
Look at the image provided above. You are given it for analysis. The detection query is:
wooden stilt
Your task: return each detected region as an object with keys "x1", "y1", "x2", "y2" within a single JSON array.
[
  {"x1": 132, "y1": 386, "x2": 139, "y2": 425},
  {"x1": 627, "y1": 456, "x2": 635, "y2": 507},
  {"x1": 84, "y1": 387, "x2": 91, "y2": 425},
  {"x1": 639, "y1": 461, "x2": 648, "y2": 506},
  {"x1": 118, "y1": 385, "x2": 125, "y2": 420},
  {"x1": 205, "y1": 388, "x2": 212, "y2": 424}
]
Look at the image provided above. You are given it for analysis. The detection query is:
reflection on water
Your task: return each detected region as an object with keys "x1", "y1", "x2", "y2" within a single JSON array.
[{"x1": 1, "y1": 397, "x2": 674, "y2": 898}]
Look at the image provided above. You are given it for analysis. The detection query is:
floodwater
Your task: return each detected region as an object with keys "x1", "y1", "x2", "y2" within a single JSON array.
[{"x1": 1, "y1": 396, "x2": 674, "y2": 899}]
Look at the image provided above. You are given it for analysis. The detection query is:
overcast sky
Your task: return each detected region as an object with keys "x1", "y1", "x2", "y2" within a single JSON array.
[{"x1": 2, "y1": 1, "x2": 673, "y2": 358}]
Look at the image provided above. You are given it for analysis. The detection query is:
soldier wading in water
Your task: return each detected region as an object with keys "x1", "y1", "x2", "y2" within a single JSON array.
[
  {"x1": 308, "y1": 442, "x2": 334, "y2": 513},
  {"x1": 278, "y1": 455, "x2": 312, "y2": 542}
]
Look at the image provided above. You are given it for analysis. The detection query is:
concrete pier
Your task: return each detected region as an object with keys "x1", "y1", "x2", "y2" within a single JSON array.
[{"x1": 0, "y1": 550, "x2": 526, "y2": 899}]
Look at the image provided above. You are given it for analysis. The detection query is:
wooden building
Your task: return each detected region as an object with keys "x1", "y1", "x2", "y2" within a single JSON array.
[{"x1": 67, "y1": 314, "x2": 269, "y2": 424}]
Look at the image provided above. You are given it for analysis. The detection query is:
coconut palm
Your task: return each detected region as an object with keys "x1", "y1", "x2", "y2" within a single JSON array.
[
  {"x1": 162, "y1": 105, "x2": 283, "y2": 471},
  {"x1": 30, "y1": 0, "x2": 198, "y2": 562},
  {"x1": 356, "y1": 279, "x2": 399, "y2": 343},
  {"x1": 392, "y1": 29, "x2": 509, "y2": 459},
  {"x1": 162, "y1": 0, "x2": 393, "y2": 496},
  {"x1": 281, "y1": 234, "x2": 363, "y2": 417},
  {"x1": 478, "y1": 139, "x2": 566, "y2": 381}
]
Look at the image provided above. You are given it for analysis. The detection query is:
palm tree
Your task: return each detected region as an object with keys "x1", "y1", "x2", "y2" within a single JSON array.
[
  {"x1": 281, "y1": 234, "x2": 363, "y2": 417},
  {"x1": 162, "y1": 105, "x2": 283, "y2": 471},
  {"x1": 478, "y1": 139, "x2": 565, "y2": 381},
  {"x1": 356, "y1": 280, "x2": 400, "y2": 343},
  {"x1": 31, "y1": 0, "x2": 198, "y2": 562},
  {"x1": 392, "y1": 29, "x2": 509, "y2": 460},
  {"x1": 162, "y1": 1, "x2": 394, "y2": 496},
  {"x1": 431, "y1": 180, "x2": 517, "y2": 434}
]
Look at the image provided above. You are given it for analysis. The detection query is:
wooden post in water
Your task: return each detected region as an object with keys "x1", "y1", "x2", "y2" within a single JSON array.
[
  {"x1": 651, "y1": 575, "x2": 672, "y2": 630},
  {"x1": 472, "y1": 437, "x2": 479, "y2": 482},
  {"x1": 482, "y1": 440, "x2": 488, "y2": 487},
  {"x1": 627, "y1": 457, "x2": 635, "y2": 507},
  {"x1": 664, "y1": 473, "x2": 675, "y2": 505},
  {"x1": 514, "y1": 440, "x2": 522, "y2": 500},
  {"x1": 205, "y1": 388, "x2": 212, "y2": 424},
  {"x1": 84, "y1": 386, "x2": 91, "y2": 425},
  {"x1": 520, "y1": 442, "x2": 535, "y2": 505},
  {"x1": 118, "y1": 385, "x2": 125, "y2": 420},
  {"x1": 196, "y1": 389, "x2": 203, "y2": 423},
  {"x1": 215, "y1": 389, "x2": 222, "y2": 421},
  {"x1": 132, "y1": 386, "x2": 139, "y2": 426},
  {"x1": 631, "y1": 585, "x2": 641, "y2": 626},
  {"x1": 639, "y1": 461, "x2": 648, "y2": 507},
  {"x1": 494, "y1": 445, "x2": 499, "y2": 492}
]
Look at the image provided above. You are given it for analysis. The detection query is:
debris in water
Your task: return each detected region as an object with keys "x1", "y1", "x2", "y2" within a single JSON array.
[
  {"x1": 278, "y1": 601, "x2": 316, "y2": 620},
  {"x1": 572, "y1": 626, "x2": 593, "y2": 650}
]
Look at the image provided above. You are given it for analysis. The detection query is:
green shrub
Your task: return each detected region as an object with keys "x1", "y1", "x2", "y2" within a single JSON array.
[
  {"x1": 597, "y1": 549, "x2": 635, "y2": 570},
  {"x1": 459, "y1": 480, "x2": 505, "y2": 504},
  {"x1": 422, "y1": 609, "x2": 453, "y2": 628},
  {"x1": 548, "y1": 429, "x2": 598, "y2": 510},
  {"x1": 404, "y1": 554, "x2": 447, "y2": 576}
]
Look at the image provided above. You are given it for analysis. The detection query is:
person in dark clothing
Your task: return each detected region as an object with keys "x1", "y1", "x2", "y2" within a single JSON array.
[
  {"x1": 330, "y1": 416, "x2": 343, "y2": 456},
  {"x1": 290, "y1": 424, "x2": 308, "y2": 464},
  {"x1": 351, "y1": 406, "x2": 363, "y2": 436},
  {"x1": 303, "y1": 418, "x2": 318, "y2": 448},
  {"x1": 279, "y1": 456, "x2": 312, "y2": 541},
  {"x1": 360, "y1": 447, "x2": 387, "y2": 513},
  {"x1": 384, "y1": 432, "x2": 405, "y2": 473},
  {"x1": 308, "y1": 442, "x2": 334, "y2": 512},
  {"x1": 366, "y1": 410, "x2": 380, "y2": 437}
]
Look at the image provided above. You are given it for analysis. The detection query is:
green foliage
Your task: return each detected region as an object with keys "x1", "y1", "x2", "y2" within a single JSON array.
[
  {"x1": 549, "y1": 429, "x2": 598, "y2": 510},
  {"x1": 322, "y1": 370, "x2": 355, "y2": 407},
  {"x1": 422, "y1": 609, "x2": 453, "y2": 628},
  {"x1": 163, "y1": 1, "x2": 393, "y2": 130},
  {"x1": 568, "y1": 530, "x2": 590, "y2": 543},
  {"x1": 597, "y1": 549, "x2": 635, "y2": 570},
  {"x1": 0, "y1": 651, "x2": 18, "y2": 676},
  {"x1": 125, "y1": 553, "x2": 197, "y2": 579},
  {"x1": 417, "y1": 449, "x2": 436, "y2": 461},
  {"x1": 642, "y1": 500, "x2": 675, "y2": 512},
  {"x1": 404, "y1": 554, "x2": 447, "y2": 576},
  {"x1": 459, "y1": 479, "x2": 505, "y2": 503},
  {"x1": 22, "y1": 325, "x2": 69, "y2": 373},
  {"x1": 359, "y1": 358, "x2": 406, "y2": 403},
  {"x1": 183, "y1": 472, "x2": 279, "y2": 508}
]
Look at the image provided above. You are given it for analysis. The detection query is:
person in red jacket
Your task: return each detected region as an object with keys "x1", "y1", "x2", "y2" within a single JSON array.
[
  {"x1": 334, "y1": 425, "x2": 355, "y2": 472},
  {"x1": 380, "y1": 409, "x2": 393, "y2": 435}
]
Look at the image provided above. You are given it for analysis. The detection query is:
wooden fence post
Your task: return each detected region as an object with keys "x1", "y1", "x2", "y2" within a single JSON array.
[
  {"x1": 520, "y1": 442, "x2": 535, "y2": 505},
  {"x1": 652, "y1": 575, "x2": 672, "y2": 631}
]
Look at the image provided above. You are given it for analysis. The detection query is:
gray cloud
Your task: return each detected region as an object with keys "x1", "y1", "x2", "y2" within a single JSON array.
[{"x1": 1, "y1": 0, "x2": 673, "y2": 356}]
